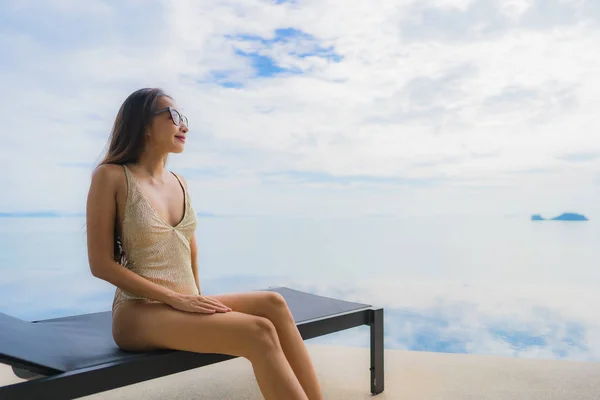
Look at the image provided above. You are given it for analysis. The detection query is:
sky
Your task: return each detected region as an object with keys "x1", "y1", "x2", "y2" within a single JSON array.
[{"x1": 1, "y1": 0, "x2": 600, "y2": 217}]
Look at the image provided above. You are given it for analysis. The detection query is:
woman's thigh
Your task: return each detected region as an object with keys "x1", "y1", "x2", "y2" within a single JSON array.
[
  {"x1": 112, "y1": 300, "x2": 274, "y2": 356},
  {"x1": 211, "y1": 291, "x2": 291, "y2": 320}
]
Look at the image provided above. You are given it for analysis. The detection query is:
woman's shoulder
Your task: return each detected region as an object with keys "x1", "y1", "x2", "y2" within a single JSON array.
[{"x1": 91, "y1": 163, "x2": 127, "y2": 191}]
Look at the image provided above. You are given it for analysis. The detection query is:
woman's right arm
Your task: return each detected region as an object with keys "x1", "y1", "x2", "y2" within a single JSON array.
[{"x1": 86, "y1": 164, "x2": 181, "y2": 305}]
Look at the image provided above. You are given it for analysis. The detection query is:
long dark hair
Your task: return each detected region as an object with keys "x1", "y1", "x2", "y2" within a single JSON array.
[
  {"x1": 96, "y1": 87, "x2": 172, "y2": 264},
  {"x1": 99, "y1": 87, "x2": 171, "y2": 166}
]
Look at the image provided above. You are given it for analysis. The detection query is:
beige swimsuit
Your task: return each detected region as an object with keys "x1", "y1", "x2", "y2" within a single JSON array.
[{"x1": 112, "y1": 165, "x2": 199, "y2": 312}]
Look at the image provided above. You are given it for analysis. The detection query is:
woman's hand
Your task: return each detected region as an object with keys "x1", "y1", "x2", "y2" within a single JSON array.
[{"x1": 168, "y1": 293, "x2": 232, "y2": 314}]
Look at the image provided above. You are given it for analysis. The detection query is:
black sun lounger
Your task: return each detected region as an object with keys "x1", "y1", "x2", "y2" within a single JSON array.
[{"x1": 0, "y1": 287, "x2": 384, "y2": 399}]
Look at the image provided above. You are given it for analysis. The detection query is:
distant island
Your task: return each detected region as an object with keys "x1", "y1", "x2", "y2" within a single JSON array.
[{"x1": 531, "y1": 212, "x2": 589, "y2": 221}]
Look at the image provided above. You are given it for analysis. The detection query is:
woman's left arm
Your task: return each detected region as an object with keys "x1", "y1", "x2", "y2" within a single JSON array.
[
  {"x1": 178, "y1": 173, "x2": 202, "y2": 293},
  {"x1": 190, "y1": 233, "x2": 201, "y2": 293}
]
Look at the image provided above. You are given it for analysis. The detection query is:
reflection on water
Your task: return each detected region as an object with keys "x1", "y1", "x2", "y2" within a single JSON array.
[{"x1": 1, "y1": 216, "x2": 599, "y2": 362}]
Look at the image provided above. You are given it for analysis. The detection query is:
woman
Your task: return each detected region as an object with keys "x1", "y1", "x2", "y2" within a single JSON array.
[{"x1": 85, "y1": 88, "x2": 323, "y2": 400}]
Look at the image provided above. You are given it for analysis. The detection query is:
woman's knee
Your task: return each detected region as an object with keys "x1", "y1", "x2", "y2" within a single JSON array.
[
  {"x1": 243, "y1": 316, "x2": 281, "y2": 358},
  {"x1": 264, "y1": 292, "x2": 292, "y2": 317}
]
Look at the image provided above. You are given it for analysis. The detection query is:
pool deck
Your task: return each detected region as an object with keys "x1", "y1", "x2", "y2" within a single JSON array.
[{"x1": 2, "y1": 344, "x2": 599, "y2": 399}]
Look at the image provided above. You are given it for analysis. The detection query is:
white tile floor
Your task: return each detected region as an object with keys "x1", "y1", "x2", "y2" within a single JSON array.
[{"x1": 2, "y1": 345, "x2": 600, "y2": 400}]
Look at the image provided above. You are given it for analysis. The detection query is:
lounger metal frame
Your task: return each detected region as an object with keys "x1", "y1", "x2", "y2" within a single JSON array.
[{"x1": 1, "y1": 307, "x2": 384, "y2": 399}]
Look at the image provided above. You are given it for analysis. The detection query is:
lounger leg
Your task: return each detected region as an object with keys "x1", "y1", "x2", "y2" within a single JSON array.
[
  {"x1": 369, "y1": 308, "x2": 384, "y2": 394},
  {"x1": 12, "y1": 367, "x2": 46, "y2": 381}
]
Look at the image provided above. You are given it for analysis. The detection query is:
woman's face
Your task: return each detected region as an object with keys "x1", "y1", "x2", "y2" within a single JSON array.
[{"x1": 147, "y1": 96, "x2": 189, "y2": 154}]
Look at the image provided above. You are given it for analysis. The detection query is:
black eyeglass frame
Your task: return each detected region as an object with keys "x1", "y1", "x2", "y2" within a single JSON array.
[{"x1": 153, "y1": 106, "x2": 188, "y2": 127}]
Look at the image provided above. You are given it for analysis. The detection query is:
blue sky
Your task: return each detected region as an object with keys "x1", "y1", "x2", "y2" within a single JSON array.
[{"x1": 1, "y1": 0, "x2": 600, "y2": 217}]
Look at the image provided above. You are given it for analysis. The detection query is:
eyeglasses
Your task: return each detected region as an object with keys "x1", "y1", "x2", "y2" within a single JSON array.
[{"x1": 153, "y1": 106, "x2": 188, "y2": 127}]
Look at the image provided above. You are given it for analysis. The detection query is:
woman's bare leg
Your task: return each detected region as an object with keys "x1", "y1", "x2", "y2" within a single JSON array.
[
  {"x1": 212, "y1": 292, "x2": 324, "y2": 400},
  {"x1": 112, "y1": 301, "x2": 308, "y2": 400}
]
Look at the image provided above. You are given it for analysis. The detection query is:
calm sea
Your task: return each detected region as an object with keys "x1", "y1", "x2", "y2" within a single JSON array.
[{"x1": 1, "y1": 215, "x2": 599, "y2": 361}]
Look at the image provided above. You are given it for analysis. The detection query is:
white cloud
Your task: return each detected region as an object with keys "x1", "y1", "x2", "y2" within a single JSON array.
[
  {"x1": 499, "y1": 0, "x2": 533, "y2": 20},
  {"x1": 1, "y1": 0, "x2": 599, "y2": 216}
]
